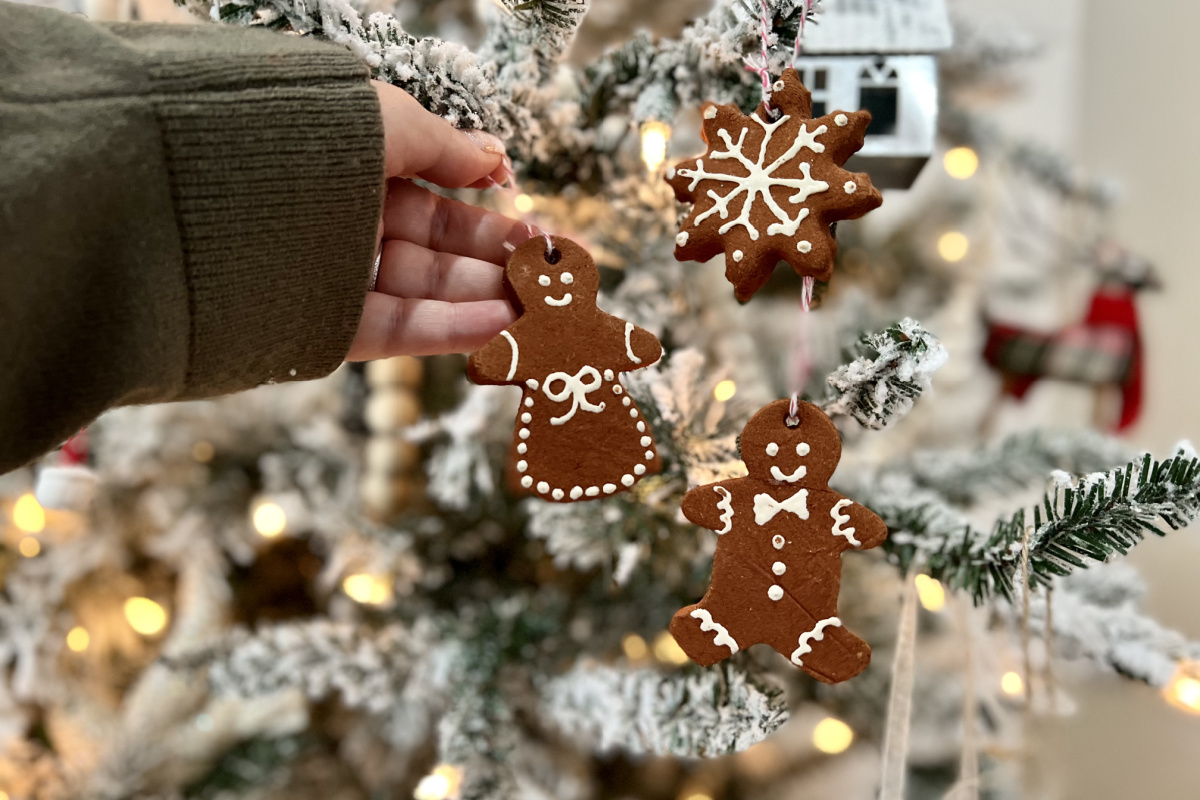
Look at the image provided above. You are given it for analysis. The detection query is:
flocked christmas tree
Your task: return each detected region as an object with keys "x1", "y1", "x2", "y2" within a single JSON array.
[{"x1": 2, "y1": 1, "x2": 1200, "y2": 799}]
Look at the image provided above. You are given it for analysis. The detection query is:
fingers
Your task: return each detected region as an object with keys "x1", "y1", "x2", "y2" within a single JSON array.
[
  {"x1": 383, "y1": 180, "x2": 533, "y2": 264},
  {"x1": 373, "y1": 81, "x2": 508, "y2": 187},
  {"x1": 347, "y1": 292, "x2": 518, "y2": 361},
  {"x1": 375, "y1": 239, "x2": 506, "y2": 303}
]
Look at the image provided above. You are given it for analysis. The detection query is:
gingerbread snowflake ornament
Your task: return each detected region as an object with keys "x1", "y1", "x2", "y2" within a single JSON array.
[
  {"x1": 670, "y1": 399, "x2": 888, "y2": 683},
  {"x1": 666, "y1": 68, "x2": 882, "y2": 302},
  {"x1": 468, "y1": 236, "x2": 663, "y2": 502}
]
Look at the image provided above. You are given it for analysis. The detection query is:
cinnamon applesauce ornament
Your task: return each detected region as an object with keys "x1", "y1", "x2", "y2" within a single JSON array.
[
  {"x1": 468, "y1": 236, "x2": 663, "y2": 502},
  {"x1": 666, "y1": 68, "x2": 882, "y2": 302},
  {"x1": 671, "y1": 398, "x2": 888, "y2": 683}
]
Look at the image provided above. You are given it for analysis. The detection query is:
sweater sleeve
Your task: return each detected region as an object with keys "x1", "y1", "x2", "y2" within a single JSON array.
[{"x1": 0, "y1": 1, "x2": 384, "y2": 473}]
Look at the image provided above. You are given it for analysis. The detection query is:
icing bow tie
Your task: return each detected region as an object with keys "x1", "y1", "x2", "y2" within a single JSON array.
[
  {"x1": 544, "y1": 366, "x2": 606, "y2": 425},
  {"x1": 754, "y1": 488, "x2": 809, "y2": 526}
]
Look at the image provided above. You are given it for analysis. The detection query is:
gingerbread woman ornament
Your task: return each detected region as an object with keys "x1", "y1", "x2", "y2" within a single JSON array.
[
  {"x1": 671, "y1": 399, "x2": 887, "y2": 683},
  {"x1": 468, "y1": 236, "x2": 663, "y2": 502}
]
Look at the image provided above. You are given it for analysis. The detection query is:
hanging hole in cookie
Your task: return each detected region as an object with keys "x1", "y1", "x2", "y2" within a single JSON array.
[
  {"x1": 784, "y1": 393, "x2": 801, "y2": 428},
  {"x1": 544, "y1": 248, "x2": 562, "y2": 265}
]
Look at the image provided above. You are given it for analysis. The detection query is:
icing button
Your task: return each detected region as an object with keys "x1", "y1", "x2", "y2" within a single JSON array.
[
  {"x1": 772, "y1": 561, "x2": 786, "y2": 575},
  {"x1": 768, "y1": 585, "x2": 784, "y2": 601},
  {"x1": 772, "y1": 534, "x2": 786, "y2": 550}
]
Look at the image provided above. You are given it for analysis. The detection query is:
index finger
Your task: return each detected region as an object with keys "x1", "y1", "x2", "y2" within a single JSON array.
[{"x1": 374, "y1": 81, "x2": 507, "y2": 188}]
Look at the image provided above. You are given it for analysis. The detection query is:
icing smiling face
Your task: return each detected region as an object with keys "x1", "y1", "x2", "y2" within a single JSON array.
[
  {"x1": 506, "y1": 238, "x2": 599, "y2": 312},
  {"x1": 740, "y1": 399, "x2": 840, "y2": 487}
]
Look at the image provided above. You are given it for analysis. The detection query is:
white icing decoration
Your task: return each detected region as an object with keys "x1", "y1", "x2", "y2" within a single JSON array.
[
  {"x1": 703, "y1": 105, "x2": 717, "y2": 120},
  {"x1": 844, "y1": 181, "x2": 857, "y2": 194},
  {"x1": 517, "y1": 460, "x2": 527, "y2": 472},
  {"x1": 624, "y1": 322, "x2": 642, "y2": 363},
  {"x1": 772, "y1": 79, "x2": 785, "y2": 91},
  {"x1": 636, "y1": 421, "x2": 645, "y2": 432},
  {"x1": 524, "y1": 397, "x2": 533, "y2": 408},
  {"x1": 772, "y1": 561, "x2": 786, "y2": 575},
  {"x1": 732, "y1": 250, "x2": 743, "y2": 262},
  {"x1": 713, "y1": 486, "x2": 734, "y2": 534},
  {"x1": 521, "y1": 413, "x2": 531, "y2": 423},
  {"x1": 645, "y1": 450, "x2": 655, "y2": 460},
  {"x1": 603, "y1": 483, "x2": 616, "y2": 494},
  {"x1": 526, "y1": 379, "x2": 539, "y2": 390},
  {"x1": 561, "y1": 272, "x2": 573, "y2": 284},
  {"x1": 678, "y1": 114, "x2": 829, "y2": 240},
  {"x1": 622, "y1": 397, "x2": 632, "y2": 407},
  {"x1": 634, "y1": 464, "x2": 646, "y2": 475},
  {"x1": 537, "y1": 481, "x2": 549, "y2": 494},
  {"x1": 766, "y1": 442, "x2": 779, "y2": 457},
  {"x1": 772, "y1": 534, "x2": 786, "y2": 549},
  {"x1": 499, "y1": 330, "x2": 519, "y2": 381},
  {"x1": 604, "y1": 369, "x2": 614, "y2": 381},
  {"x1": 768, "y1": 585, "x2": 784, "y2": 601},
  {"x1": 834, "y1": 113, "x2": 848, "y2": 127},
  {"x1": 690, "y1": 608, "x2": 739, "y2": 653},
  {"x1": 621, "y1": 474, "x2": 634, "y2": 487},
  {"x1": 638, "y1": 436, "x2": 650, "y2": 447},
  {"x1": 791, "y1": 617, "x2": 843, "y2": 666},
  {"x1": 770, "y1": 464, "x2": 807, "y2": 483},
  {"x1": 796, "y1": 442, "x2": 810, "y2": 456},
  {"x1": 830, "y1": 498, "x2": 861, "y2": 547},
  {"x1": 521, "y1": 476, "x2": 533, "y2": 488},
  {"x1": 552, "y1": 488, "x2": 565, "y2": 500},
  {"x1": 676, "y1": 231, "x2": 689, "y2": 246},
  {"x1": 613, "y1": 385, "x2": 622, "y2": 395},
  {"x1": 754, "y1": 488, "x2": 809, "y2": 525},
  {"x1": 630, "y1": 408, "x2": 638, "y2": 418},
  {"x1": 544, "y1": 293, "x2": 572, "y2": 307},
  {"x1": 543, "y1": 366, "x2": 605, "y2": 425},
  {"x1": 797, "y1": 240, "x2": 812, "y2": 253},
  {"x1": 517, "y1": 443, "x2": 527, "y2": 454},
  {"x1": 538, "y1": 275, "x2": 551, "y2": 286},
  {"x1": 570, "y1": 486, "x2": 583, "y2": 500},
  {"x1": 667, "y1": 166, "x2": 675, "y2": 179},
  {"x1": 585, "y1": 486, "x2": 600, "y2": 497},
  {"x1": 519, "y1": 428, "x2": 530, "y2": 440}
]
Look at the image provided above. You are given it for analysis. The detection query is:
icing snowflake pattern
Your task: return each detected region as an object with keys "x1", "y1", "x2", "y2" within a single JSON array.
[
  {"x1": 667, "y1": 68, "x2": 883, "y2": 302},
  {"x1": 677, "y1": 113, "x2": 829, "y2": 241}
]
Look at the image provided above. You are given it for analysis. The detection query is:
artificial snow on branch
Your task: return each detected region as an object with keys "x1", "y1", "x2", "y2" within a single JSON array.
[
  {"x1": 1030, "y1": 565, "x2": 1200, "y2": 688},
  {"x1": 542, "y1": 661, "x2": 787, "y2": 758},
  {"x1": 821, "y1": 318, "x2": 948, "y2": 430}
]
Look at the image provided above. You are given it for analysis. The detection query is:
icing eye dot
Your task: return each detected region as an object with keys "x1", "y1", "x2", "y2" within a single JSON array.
[
  {"x1": 560, "y1": 272, "x2": 574, "y2": 284},
  {"x1": 772, "y1": 80, "x2": 785, "y2": 91},
  {"x1": 766, "y1": 443, "x2": 779, "y2": 457},
  {"x1": 797, "y1": 442, "x2": 810, "y2": 456},
  {"x1": 538, "y1": 275, "x2": 551, "y2": 286}
]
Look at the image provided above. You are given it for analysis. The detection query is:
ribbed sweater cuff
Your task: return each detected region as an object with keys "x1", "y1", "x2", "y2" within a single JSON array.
[{"x1": 147, "y1": 38, "x2": 384, "y2": 396}]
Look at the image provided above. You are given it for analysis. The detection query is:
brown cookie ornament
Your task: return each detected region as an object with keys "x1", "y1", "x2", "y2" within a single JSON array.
[
  {"x1": 670, "y1": 399, "x2": 888, "y2": 683},
  {"x1": 666, "y1": 68, "x2": 883, "y2": 302},
  {"x1": 468, "y1": 236, "x2": 663, "y2": 502}
]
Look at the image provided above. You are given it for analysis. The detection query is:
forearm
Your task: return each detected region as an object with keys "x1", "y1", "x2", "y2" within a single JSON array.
[{"x1": 0, "y1": 2, "x2": 384, "y2": 472}]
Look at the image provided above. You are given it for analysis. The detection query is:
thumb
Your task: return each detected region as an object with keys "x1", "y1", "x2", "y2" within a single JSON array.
[{"x1": 374, "y1": 81, "x2": 506, "y2": 188}]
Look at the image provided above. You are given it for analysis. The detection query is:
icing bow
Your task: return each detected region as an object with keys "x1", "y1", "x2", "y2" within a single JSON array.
[
  {"x1": 543, "y1": 366, "x2": 606, "y2": 425},
  {"x1": 754, "y1": 488, "x2": 809, "y2": 526}
]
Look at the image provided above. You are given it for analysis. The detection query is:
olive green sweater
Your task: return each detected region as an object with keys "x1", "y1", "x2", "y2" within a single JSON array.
[{"x1": 0, "y1": 1, "x2": 384, "y2": 473}]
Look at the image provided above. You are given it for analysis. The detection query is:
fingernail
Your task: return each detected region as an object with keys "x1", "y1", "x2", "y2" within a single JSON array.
[{"x1": 463, "y1": 129, "x2": 506, "y2": 156}]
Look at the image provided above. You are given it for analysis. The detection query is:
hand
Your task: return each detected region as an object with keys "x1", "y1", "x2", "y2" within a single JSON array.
[{"x1": 346, "y1": 81, "x2": 531, "y2": 361}]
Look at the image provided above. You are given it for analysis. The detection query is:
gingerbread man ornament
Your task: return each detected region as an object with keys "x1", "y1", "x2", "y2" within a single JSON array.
[
  {"x1": 671, "y1": 399, "x2": 887, "y2": 683},
  {"x1": 468, "y1": 236, "x2": 663, "y2": 502}
]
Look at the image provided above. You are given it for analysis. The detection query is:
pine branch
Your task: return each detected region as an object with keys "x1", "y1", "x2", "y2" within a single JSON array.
[
  {"x1": 1030, "y1": 565, "x2": 1200, "y2": 688},
  {"x1": 541, "y1": 661, "x2": 788, "y2": 757},
  {"x1": 820, "y1": 318, "x2": 948, "y2": 430},
  {"x1": 856, "y1": 442, "x2": 1200, "y2": 603}
]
